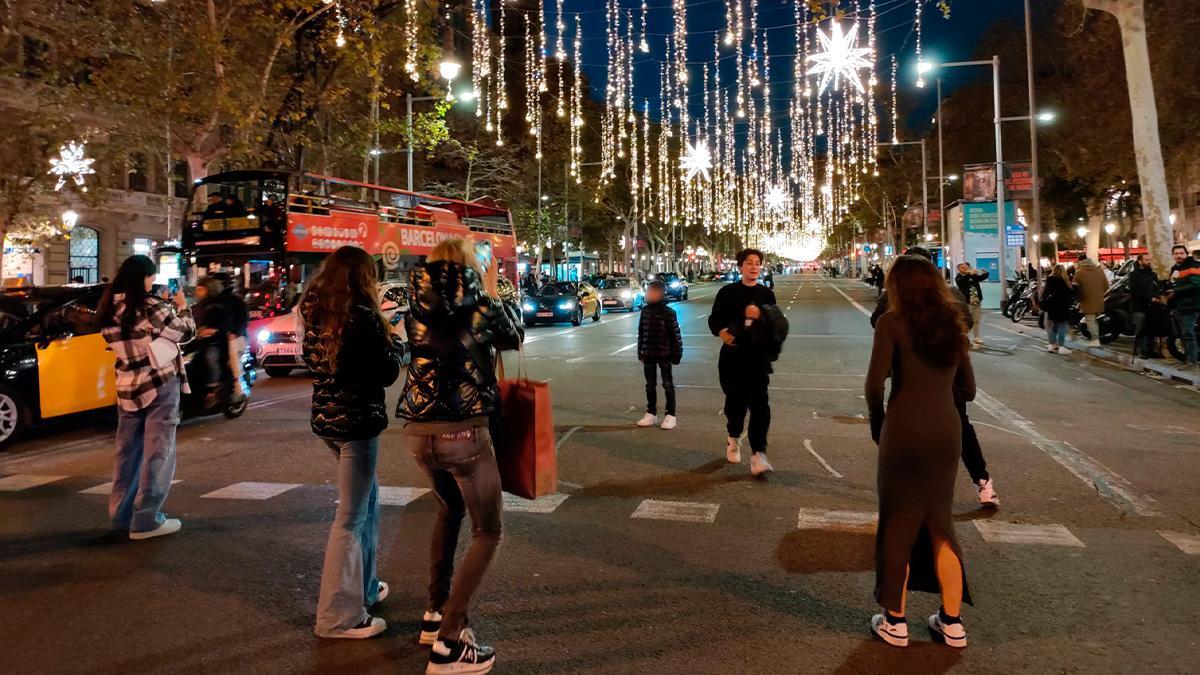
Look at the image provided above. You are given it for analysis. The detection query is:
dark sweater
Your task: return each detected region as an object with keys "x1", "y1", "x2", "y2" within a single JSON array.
[
  {"x1": 638, "y1": 301, "x2": 683, "y2": 363},
  {"x1": 707, "y1": 282, "x2": 778, "y2": 370}
]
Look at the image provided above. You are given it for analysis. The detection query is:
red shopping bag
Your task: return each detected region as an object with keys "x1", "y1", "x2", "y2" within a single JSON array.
[{"x1": 494, "y1": 355, "x2": 557, "y2": 499}]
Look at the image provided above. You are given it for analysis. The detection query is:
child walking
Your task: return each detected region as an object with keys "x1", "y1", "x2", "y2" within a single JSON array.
[{"x1": 637, "y1": 280, "x2": 683, "y2": 430}]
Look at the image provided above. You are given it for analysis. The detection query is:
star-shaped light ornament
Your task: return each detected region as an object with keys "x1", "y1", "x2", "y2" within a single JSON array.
[
  {"x1": 680, "y1": 140, "x2": 712, "y2": 183},
  {"x1": 764, "y1": 184, "x2": 791, "y2": 217},
  {"x1": 48, "y1": 141, "x2": 96, "y2": 192},
  {"x1": 806, "y1": 22, "x2": 873, "y2": 95}
]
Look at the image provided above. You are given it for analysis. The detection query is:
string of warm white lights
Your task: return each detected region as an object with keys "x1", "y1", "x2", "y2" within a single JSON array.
[{"x1": 403, "y1": 0, "x2": 418, "y2": 81}]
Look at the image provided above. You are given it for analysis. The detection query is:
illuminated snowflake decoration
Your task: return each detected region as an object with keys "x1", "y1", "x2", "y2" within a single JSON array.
[
  {"x1": 48, "y1": 141, "x2": 96, "y2": 191},
  {"x1": 764, "y1": 184, "x2": 791, "y2": 217},
  {"x1": 680, "y1": 140, "x2": 712, "y2": 183},
  {"x1": 806, "y1": 22, "x2": 873, "y2": 95}
]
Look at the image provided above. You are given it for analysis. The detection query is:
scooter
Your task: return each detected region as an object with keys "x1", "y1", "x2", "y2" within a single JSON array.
[{"x1": 180, "y1": 338, "x2": 256, "y2": 419}]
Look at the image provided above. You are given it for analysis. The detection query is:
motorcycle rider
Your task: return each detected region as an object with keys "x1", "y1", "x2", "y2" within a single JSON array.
[
  {"x1": 1127, "y1": 254, "x2": 1159, "y2": 359},
  {"x1": 220, "y1": 277, "x2": 250, "y2": 400},
  {"x1": 193, "y1": 278, "x2": 230, "y2": 407}
]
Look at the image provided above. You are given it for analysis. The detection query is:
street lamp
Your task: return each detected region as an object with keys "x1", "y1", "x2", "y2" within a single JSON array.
[
  {"x1": 1076, "y1": 225, "x2": 1089, "y2": 239},
  {"x1": 60, "y1": 209, "x2": 79, "y2": 231},
  {"x1": 1048, "y1": 230, "x2": 1059, "y2": 264}
]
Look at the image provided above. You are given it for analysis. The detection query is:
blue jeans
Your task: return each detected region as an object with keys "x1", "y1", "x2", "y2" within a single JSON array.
[
  {"x1": 110, "y1": 377, "x2": 181, "y2": 532},
  {"x1": 1176, "y1": 310, "x2": 1199, "y2": 364},
  {"x1": 1046, "y1": 320, "x2": 1068, "y2": 347},
  {"x1": 314, "y1": 437, "x2": 381, "y2": 636}
]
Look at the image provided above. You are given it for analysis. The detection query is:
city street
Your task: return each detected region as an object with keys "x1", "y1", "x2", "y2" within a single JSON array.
[{"x1": 2, "y1": 275, "x2": 1199, "y2": 674}]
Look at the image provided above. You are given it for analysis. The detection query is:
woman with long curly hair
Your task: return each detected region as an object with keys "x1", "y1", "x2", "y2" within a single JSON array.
[
  {"x1": 300, "y1": 246, "x2": 404, "y2": 639},
  {"x1": 865, "y1": 254, "x2": 976, "y2": 649}
]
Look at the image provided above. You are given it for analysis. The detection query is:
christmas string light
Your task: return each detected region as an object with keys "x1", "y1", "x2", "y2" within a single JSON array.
[
  {"x1": 914, "y1": 0, "x2": 926, "y2": 88},
  {"x1": 403, "y1": 0, "x2": 418, "y2": 81},
  {"x1": 639, "y1": 0, "x2": 650, "y2": 53},
  {"x1": 48, "y1": 141, "x2": 95, "y2": 191},
  {"x1": 555, "y1": 0, "x2": 565, "y2": 118},
  {"x1": 890, "y1": 54, "x2": 899, "y2": 144}
]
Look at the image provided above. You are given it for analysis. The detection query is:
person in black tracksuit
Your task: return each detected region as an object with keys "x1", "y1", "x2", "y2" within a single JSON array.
[
  {"x1": 637, "y1": 280, "x2": 683, "y2": 429},
  {"x1": 708, "y1": 248, "x2": 780, "y2": 476}
]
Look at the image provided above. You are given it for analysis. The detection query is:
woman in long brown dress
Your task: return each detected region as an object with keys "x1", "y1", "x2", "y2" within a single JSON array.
[{"x1": 865, "y1": 255, "x2": 975, "y2": 649}]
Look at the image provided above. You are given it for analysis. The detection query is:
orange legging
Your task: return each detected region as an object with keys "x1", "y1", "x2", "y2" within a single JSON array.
[{"x1": 892, "y1": 528, "x2": 963, "y2": 618}]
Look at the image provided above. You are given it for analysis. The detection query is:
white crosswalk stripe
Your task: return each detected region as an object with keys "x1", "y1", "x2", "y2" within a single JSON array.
[
  {"x1": 378, "y1": 486, "x2": 430, "y2": 506},
  {"x1": 1158, "y1": 530, "x2": 1200, "y2": 555},
  {"x1": 79, "y1": 480, "x2": 181, "y2": 495},
  {"x1": 504, "y1": 492, "x2": 570, "y2": 514},
  {"x1": 0, "y1": 474, "x2": 68, "y2": 491},
  {"x1": 631, "y1": 499, "x2": 720, "y2": 523},
  {"x1": 797, "y1": 508, "x2": 875, "y2": 531},
  {"x1": 201, "y1": 481, "x2": 302, "y2": 500},
  {"x1": 974, "y1": 521, "x2": 1086, "y2": 547}
]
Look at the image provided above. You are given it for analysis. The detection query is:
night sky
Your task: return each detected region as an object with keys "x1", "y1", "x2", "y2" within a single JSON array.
[{"x1": 540, "y1": 0, "x2": 1025, "y2": 135}]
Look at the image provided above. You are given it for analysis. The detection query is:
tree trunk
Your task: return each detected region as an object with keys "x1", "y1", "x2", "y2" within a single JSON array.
[
  {"x1": 186, "y1": 154, "x2": 211, "y2": 193},
  {"x1": 1087, "y1": 213, "x2": 1103, "y2": 261},
  {"x1": 1081, "y1": 0, "x2": 1174, "y2": 276}
]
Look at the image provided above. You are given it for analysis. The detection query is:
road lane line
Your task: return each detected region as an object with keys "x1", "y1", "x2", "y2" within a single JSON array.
[
  {"x1": 676, "y1": 384, "x2": 856, "y2": 392},
  {"x1": 79, "y1": 479, "x2": 181, "y2": 495},
  {"x1": 973, "y1": 521, "x2": 1085, "y2": 547},
  {"x1": 0, "y1": 435, "x2": 112, "y2": 470},
  {"x1": 608, "y1": 342, "x2": 638, "y2": 356},
  {"x1": 1158, "y1": 531, "x2": 1200, "y2": 555},
  {"x1": 830, "y1": 266, "x2": 1160, "y2": 518},
  {"x1": 631, "y1": 499, "x2": 719, "y2": 524},
  {"x1": 200, "y1": 481, "x2": 301, "y2": 500},
  {"x1": 803, "y1": 439, "x2": 843, "y2": 478},
  {"x1": 555, "y1": 425, "x2": 582, "y2": 450},
  {"x1": 378, "y1": 486, "x2": 430, "y2": 506},
  {"x1": 797, "y1": 508, "x2": 875, "y2": 531},
  {"x1": 503, "y1": 492, "x2": 570, "y2": 513},
  {"x1": 247, "y1": 391, "x2": 312, "y2": 410},
  {"x1": 971, "y1": 389, "x2": 1159, "y2": 517}
]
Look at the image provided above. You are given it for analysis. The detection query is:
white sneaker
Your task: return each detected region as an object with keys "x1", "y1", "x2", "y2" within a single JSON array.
[
  {"x1": 373, "y1": 581, "x2": 389, "y2": 605},
  {"x1": 660, "y1": 415, "x2": 677, "y2": 430},
  {"x1": 636, "y1": 413, "x2": 657, "y2": 427},
  {"x1": 726, "y1": 437, "x2": 742, "y2": 464},
  {"x1": 1047, "y1": 344, "x2": 1058, "y2": 353},
  {"x1": 750, "y1": 453, "x2": 774, "y2": 476},
  {"x1": 973, "y1": 337, "x2": 984, "y2": 346},
  {"x1": 928, "y1": 611, "x2": 968, "y2": 648},
  {"x1": 975, "y1": 479, "x2": 1000, "y2": 508},
  {"x1": 1058, "y1": 347, "x2": 1071, "y2": 355},
  {"x1": 1088, "y1": 340, "x2": 1101, "y2": 348},
  {"x1": 870, "y1": 614, "x2": 909, "y2": 648},
  {"x1": 129, "y1": 518, "x2": 182, "y2": 541}
]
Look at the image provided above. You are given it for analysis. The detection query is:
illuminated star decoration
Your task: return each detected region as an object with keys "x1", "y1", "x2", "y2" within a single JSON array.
[
  {"x1": 681, "y1": 140, "x2": 712, "y2": 182},
  {"x1": 764, "y1": 184, "x2": 790, "y2": 217},
  {"x1": 805, "y1": 21, "x2": 872, "y2": 95},
  {"x1": 48, "y1": 141, "x2": 96, "y2": 191}
]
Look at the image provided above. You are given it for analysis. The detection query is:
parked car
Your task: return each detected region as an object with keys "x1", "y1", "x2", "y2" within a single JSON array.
[
  {"x1": 597, "y1": 276, "x2": 644, "y2": 312},
  {"x1": 521, "y1": 281, "x2": 601, "y2": 326},
  {"x1": 256, "y1": 281, "x2": 408, "y2": 377}
]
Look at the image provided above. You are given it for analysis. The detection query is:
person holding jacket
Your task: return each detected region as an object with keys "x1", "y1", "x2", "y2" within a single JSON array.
[
  {"x1": 301, "y1": 246, "x2": 405, "y2": 640},
  {"x1": 1127, "y1": 254, "x2": 1159, "y2": 359},
  {"x1": 1168, "y1": 245, "x2": 1200, "y2": 369},
  {"x1": 397, "y1": 238, "x2": 523, "y2": 675},
  {"x1": 866, "y1": 255, "x2": 976, "y2": 649},
  {"x1": 636, "y1": 279, "x2": 683, "y2": 430},
  {"x1": 98, "y1": 255, "x2": 196, "y2": 540},
  {"x1": 1073, "y1": 255, "x2": 1109, "y2": 347},
  {"x1": 1040, "y1": 265, "x2": 1075, "y2": 354},
  {"x1": 708, "y1": 248, "x2": 788, "y2": 476},
  {"x1": 193, "y1": 277, "x2": 230, "y2": 406},
  {"x1": 954, "y1": 263, "x2": 989, "y2": 347}
]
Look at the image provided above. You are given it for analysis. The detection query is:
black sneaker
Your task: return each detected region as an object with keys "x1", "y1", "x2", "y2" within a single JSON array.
[{"x1": 427, "y1": 628, "x2": 495, "y2": 674}]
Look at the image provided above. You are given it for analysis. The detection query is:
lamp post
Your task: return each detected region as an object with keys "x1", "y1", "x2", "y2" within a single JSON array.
[
  {"x1": 1104, "y1": 222, "x2": 1117, "y2": 260},
  {"x1": 403, "y1": 57, "x2": 461, "y2": 193},
  {"x1": 877, "y1": 140, "x2": 929, "y2": 240},
  {"x1": 1048, "y1": 230, "x2": 1059, "y2": 264}
]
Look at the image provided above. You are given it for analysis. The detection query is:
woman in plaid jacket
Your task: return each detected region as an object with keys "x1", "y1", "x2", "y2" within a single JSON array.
[{"x1": 98, "y1": 255, "x2": 195, "y2": 540}]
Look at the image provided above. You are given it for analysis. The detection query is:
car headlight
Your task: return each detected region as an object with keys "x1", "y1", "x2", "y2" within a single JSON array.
[
  {"x1": 558, "y1": 300, "x2": 575, "y2": 310},
  {"x1": 256, "y1": 328, "x2": 271, "y2": 343},
  {"x1": 669, "y1": 281, "x2": 681, "y2": 288},
  {"x1": 522, "y1": 302, "x2": 536, "y2": 313},
  {"x1": 620, "y1": 290, "x2": 632, "y2": 299}
]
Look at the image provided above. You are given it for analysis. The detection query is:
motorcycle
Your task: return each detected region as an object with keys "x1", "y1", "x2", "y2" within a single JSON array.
[
  {"x1": 180, "y1": 337, "x2": 257, "y2": 418},
  {"x1": 1007, "y1": 278, "x2": 1039, "y2": 323}
]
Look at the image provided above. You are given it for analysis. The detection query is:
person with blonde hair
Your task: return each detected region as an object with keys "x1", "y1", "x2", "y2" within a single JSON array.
[
  {"x1": 398, "y1": 237, "x2": 523, "y2": 674},
  {"x1": 1039, "y1": 264, "x2": 1075, "y2": 354},
  {"x1": 301, "y1": 246, "x2": 405, "y2": 639}
]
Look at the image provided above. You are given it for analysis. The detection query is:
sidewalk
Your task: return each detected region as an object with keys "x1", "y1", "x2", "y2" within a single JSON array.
[{"x1": 992, "y1": 315, "x2": 1200, "y2": 387}]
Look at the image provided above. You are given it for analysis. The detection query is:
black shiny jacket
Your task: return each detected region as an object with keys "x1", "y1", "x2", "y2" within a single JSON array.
[
  {"x1": 396, "y1": 261, "x2": 523, "y2": 422},
  {"x1": 301, "y1": 296, "x2": 404, "y2": 440}
]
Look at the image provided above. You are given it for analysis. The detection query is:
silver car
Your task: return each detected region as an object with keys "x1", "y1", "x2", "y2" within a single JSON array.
[{"x1": 597, "y1": 276, "x2": 645, "y2": 312}]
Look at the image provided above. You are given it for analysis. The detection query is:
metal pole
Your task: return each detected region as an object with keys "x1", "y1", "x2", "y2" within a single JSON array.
[
  {"x1": 921, "y1": 139, "x2": 929, "y2": 240},
  {"x1": 1025, "y1": 0, "x2": 1043, "y2": 295},
  {"x1": 937, "y1": 78, "x2": 946, "y2": 274},
  {"x1": 406, "y1": 93, "x2": 414, "y2": 192},
  {"x1": 993, "y1": 55, "x2": 1008, "y2": 305}
]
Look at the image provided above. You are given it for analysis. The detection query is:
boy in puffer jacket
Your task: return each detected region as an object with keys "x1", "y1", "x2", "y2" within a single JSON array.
[{"x1": 636, "y1": 280, "x2": 683, "y2": 430}]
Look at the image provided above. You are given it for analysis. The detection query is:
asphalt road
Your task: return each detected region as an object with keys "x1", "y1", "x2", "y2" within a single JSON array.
[{"x1": 2, "y1": 274, "x2": 1198, "y2": 674}]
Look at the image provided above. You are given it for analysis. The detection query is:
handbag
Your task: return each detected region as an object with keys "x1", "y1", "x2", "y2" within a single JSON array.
[
  {"x1": 147, "y1": 336, "x2": 180, "y2": 370},
  {"x1": 493, "y1": 348, "x2": 558, "y2": 499}
]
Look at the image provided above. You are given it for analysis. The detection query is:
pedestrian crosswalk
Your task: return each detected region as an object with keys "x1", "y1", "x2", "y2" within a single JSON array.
[{"x1": 4, "y1": 472, "x2": 1200, "y2": 557}]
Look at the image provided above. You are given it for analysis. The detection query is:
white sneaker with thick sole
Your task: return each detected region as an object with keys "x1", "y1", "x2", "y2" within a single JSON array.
[
  {"x1": 322, "y1": 615, "x2": 386, "y2": 640},
  {"x1": 750, "y1": 453, "x2": 774, "y2": 476},
  {"x1": 1047, "y1": 344, "x2": 1058, "y2": 353},
  {"x1": 928, "y1": 612, "x2": 968, "y2": 648},
  {"x1": 1058, "y1": 347, "x2": 1072, "y2": 355},
  {"x1": 373, "y1": 581, "x2": 389, "y2": 605},
  {"x1": 129, "y1": 518, "x2": 182, "y2": 541},
  {"x1": 870, "y1": 614, "x2": 909, "y2": 647},
  {"x1": 636, "y1": 413, "x2": 657, "y2": 427},
  {"x1": 428, "y1": 628, "x2": 496, "y2": 674},
  {"x1": 975, "y1": 479, "x2": 999, "y2": 508},
  {"x1": 660, "y1": 415, "x2": 677, "y2": 430},
  {"x1": 726, "y1": 437, "x2": 742, "y2": 464},
  {"x1": 419, "y1": 610, "x2": 443, "y2": 646}
]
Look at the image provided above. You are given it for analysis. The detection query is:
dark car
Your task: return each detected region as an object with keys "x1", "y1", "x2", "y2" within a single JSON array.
[
  {"x1": 653, "y1": 272, "x2": 690, "y2": 301},
  {"x1": 521, "y1": 281, "x2": 601, "y2": 326}
]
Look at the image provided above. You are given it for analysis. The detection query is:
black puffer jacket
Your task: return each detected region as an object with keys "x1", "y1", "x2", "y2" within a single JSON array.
[
  {"x1": 396, "y1": 261, "x2": 523, "y2": 422},
  {"x1": 301, "y1": 297, "x2": 404, "y2": 440},
  {"x1": 638, "y1": 301, "x2": 682, "y2": 364}
]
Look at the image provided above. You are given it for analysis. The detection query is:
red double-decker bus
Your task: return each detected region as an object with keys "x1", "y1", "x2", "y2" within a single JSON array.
[{"x1": 179, "y1": 170, "x2": 517, "y2": 334}]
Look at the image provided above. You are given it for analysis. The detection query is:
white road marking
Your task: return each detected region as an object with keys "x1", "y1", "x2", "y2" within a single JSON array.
[
  {"x1": 247, "y1": 391, "x2": 312, "y2": 410},
  {"x1": 0, "y1": 474, "x2": 68, "y2": 491},
  {"x1": 608, "y1": 342, "x2": 639, "y2": 356},
  {"x1": 556, "y1": 425, "x2": 583, "y2": 450},
  {"x1": 803, "y1": 439, "x2": 843, "y2": 478},
  {"x1": 0, "y1": 435, "x2": 112, "y2": 471},
  {"x1": 79, "y1": 480, "x2": 180, "y2": 495},
  {"x1": 503, "y1": 492, "x2": 570, "y2": 514},
  {"x1": 676, "y1": 384, "x2": 856, "y2": 392},
  {"x1": 797, "y1": 508, "x2": 876, "y2": 531},
  {"x1": 1158, "y1": 530, "x2": 1200, "y2": 555},
  {"x1": 971, "y1": 389, "x2": 1159, "y2": 517},
  {"x1": 827, "y1": 282, "x2": 871, "y2": 316},
  {"x1": 565, "y1": 357, "x2": 585, "y2": 363},
  {"x1": 973, "y1": 521, "x2": 1085, "y2": 547},
  {"x1": 631, "y1": 499, "x2": 720, "y2": 523},
  {"x1": 378, "y1": 486, "x2": 430, "y2": 506},
  {"x1": 201, "y1": 481, "x2": 301, "y2": 500}
]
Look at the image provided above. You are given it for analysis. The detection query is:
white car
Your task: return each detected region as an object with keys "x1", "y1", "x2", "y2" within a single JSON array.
[{"x1": 256, "y1": 282, "x2": 409, "y2": 377}]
